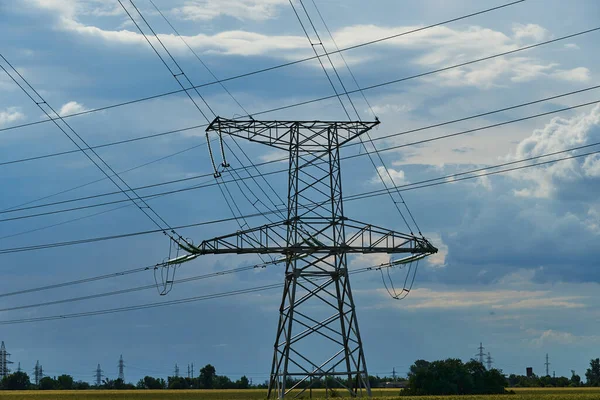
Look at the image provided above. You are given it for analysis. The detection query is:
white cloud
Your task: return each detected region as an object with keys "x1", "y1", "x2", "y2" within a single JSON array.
[
  {"x1": 507, "y1": 105, "x2": 600, "y2": 198},
  {"x1": 551, "y1": 67, "x2": 591, "y2": 82},
  {"x1": 397, "y1": 288, "x2": 586, "y2": 310},
  {"x1": 564, "y1": 43, "x2": 580, "y2": 50},
  {"x1": 0, "y1": 107, "x2": 25, "y2": 127},
  {"x1": 58, "y1": 101, "x2": 89, "y2": 116},
  {"x1": 512, "y1": 23, "x2": 550, "y2": 43},
  {"x1": 528, "y1": 329, "x2": 600, "y2": 347},
  {"x1": 370, "y1": 103, "x2": 413, "y2": 115},
  {"x1": 23, "y1": 2, "x2": 589, "y2": 89},
  {"x1": 172, "y1": 0, "x2": 287, "y2": 22},
  {"x1": 423, "y1": 232, "x2": 447, "y2": 267},
  {"x1": 370, "y1": 166, "x2": 409, "y2": 186}
]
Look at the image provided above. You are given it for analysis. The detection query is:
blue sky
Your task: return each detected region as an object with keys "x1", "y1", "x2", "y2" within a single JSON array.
[{"x1": 0, "y1": 0, "x2": 599, "y2": 384}]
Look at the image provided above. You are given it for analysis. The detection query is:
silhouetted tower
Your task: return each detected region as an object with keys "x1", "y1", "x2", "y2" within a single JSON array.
[
  {"x1": 486, "y1": 352, "x2": 493, "y2": 370},
  {"x1": 0, "y1": 341, "x2": 13, "y2": 378},
  {"x1": 17, "y1": 362, "x2": 22, "y2": 373},
  {"x1": 392, "y1": 367, "x2": 397, "y2": 381},
  {"x1": 545, "y1": 354, "x2": 550, "y2": 377},
  {"x1": 191, "y1": 363, "x2": 194, "y2": 378},
  {"x1": 95, "y1": 364, "x2": 104, "y2": 386},
  {"x1": 33, "y1": 360, "x2": 42, "y2": 385},
  {"x1": 187, "y1": 364, "x2": 190, "y2": 379},
  {"x1": 174, "y1": 363, "x2": 180, "y2": 378},
  {"x1": 477, "y1": 342, "x2": 485, "y2": 364},
  {"x1": 118, "y1": 355, "x2": 125, "y2": 381}
]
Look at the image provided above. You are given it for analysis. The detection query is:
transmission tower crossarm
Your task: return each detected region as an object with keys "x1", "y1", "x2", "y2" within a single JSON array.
[
  {"x1": 206, "y1": 117, "x2": 380, "y2": 151},
  {"x1": 188, "y1": 219, "x2": 437, "y2": 256}
]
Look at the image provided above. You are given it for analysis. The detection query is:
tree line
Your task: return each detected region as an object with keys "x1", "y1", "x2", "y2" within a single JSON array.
[{"x1": 2, "y1": 358, "x2": 600, "y2": 393}]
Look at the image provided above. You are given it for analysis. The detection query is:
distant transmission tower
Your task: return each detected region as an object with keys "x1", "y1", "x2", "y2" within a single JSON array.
[
  {"x1": 486, "y1": 352, "x2": 493, "y2": 370},
  {"x1": 118, "y1": 355, "x2": 125, "y2": 381},
  {"x1": 545, "y1": 354, "x2": 550, "y2": 377},
  {"x1": 191, "y1": 363, "x2": 194, "y2": 378},
  {"x1": 169, "y1": 118, "x2": 437, "y2": 399},
  {"x1": 33, "y1": 360, "x2": 42, "y2": 385},
  {"x1": 187, "y1": 364, "x2": 190, "y2": 379},
  {"x1": 0, "y1": 341, "x2": 13, "y2": 378},
  {"x1": 174, "y1": 363, "x2": 180, "y2": 378},
  {"x1": 477, "y1": 343, "x2": 485, "y2": 364},
  {"x1": 95, "y1": 364, "x2": 104, "y2": 386},
  {"x1": 17, "y1": 362, "x2": 22, "y2": 373}
]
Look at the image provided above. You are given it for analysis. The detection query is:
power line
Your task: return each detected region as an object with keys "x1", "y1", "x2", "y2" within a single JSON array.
[
  {"x1": 0, "y1": 1, "x2": 526, "y2": 135},
  {"x1": 0, "y1": 54, "x2": 189, "y2": 248},
  {"x1": 3, "y1": 83, "x2": 597, "y2": 224},
  {"x1": 2, "y1": 98, "x2": 597, "y2": 225},
  {"x1": 1, "y1": 141, "x2": 599, "y2": 256},
  {"x1": 0, "y1": 266, "x2": 381, "y2": 326}
]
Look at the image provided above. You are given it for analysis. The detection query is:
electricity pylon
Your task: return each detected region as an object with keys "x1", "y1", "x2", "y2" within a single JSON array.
[
  {"x1": 0, "y1": 341, "x2": 13, "y2": 378},
  {"x1": 174, "y1": 118, "x2": 437, "y2": 398}
]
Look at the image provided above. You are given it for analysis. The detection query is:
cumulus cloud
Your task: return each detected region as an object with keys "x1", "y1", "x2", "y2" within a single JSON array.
[
  {"x1": 528, "y1": 329, "x2": 600, "y2": 347},
  {"x1": 0, "y1": 107, "x2": 25, "y2": 127},
  {"x1": 370, "y1": 166, "x2": 409, "y2": 186},
  {"x1": 512, "y1": 23, "x2": 550, "y2": 43},
  {"x1": 22, "y1": 1, "x2": 589, "y2": 88},
  {"x1": 508, "y1": 105, "x2": 600, "y2": 198},
  {"x1": 58, "y1": 101, "x2": 89, "y2": 116}
]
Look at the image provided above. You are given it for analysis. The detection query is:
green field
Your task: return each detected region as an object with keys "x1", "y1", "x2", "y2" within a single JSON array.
[{"x1": 1, "y1": 388, "x2": 600, "y2": 400}]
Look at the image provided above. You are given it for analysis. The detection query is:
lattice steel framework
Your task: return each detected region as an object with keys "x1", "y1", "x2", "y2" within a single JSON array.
[
  {"x1": 0, "y1": 341, "x2": 13, "y2": 379},
  {"x1": 183, "y1": 117, "x2": 437, "y2": 399}
]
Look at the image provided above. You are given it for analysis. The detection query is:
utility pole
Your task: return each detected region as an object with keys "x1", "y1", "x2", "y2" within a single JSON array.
[
  {"x1": 95, "y1": 364, "x2": 104, "y2": 386},
  {"x1": 118, "y1": 355, "x2": 125, "y2": 381},
  {"x1": 177, "y1": 117, "x2": 436, "y2": 399},
  {"x1": 0, "y1": 341, "x2": 13, "y2": 379},
  {"x1": 477, "y1": 343, "x2": 485, "y2": 364},
  {"x1": 174, "y1": 363, "x2": 180, "y2": 378},
  {"x1": 545, "y1": 354, "x2": 550, "y2": 377},
  {"x1": 486, "y1": 352, "x2": 493, "y2": 370}
]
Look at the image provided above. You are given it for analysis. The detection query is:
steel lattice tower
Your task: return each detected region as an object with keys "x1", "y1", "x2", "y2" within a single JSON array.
[
  {"x1": 95, "y1": 364, "x2": 104, "y2": 386},
  {"x1": 178, "y1": 118, "x2": 437, "y2": 398},
  {"x1": 0, "y1": 341, "x2": 13, "y2": 379},
  {"x1": 118, "y1": 355, "x2": 125, "y2": 381}
]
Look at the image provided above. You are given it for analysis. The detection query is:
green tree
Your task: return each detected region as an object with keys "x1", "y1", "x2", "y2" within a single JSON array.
[
  {"x1": 137, "y1": 376, "x2": 166, "y2": 389},
  {"x1": 39, "y1": 376, "x2": 57, "y2": 390},
  {"x1": 237, "y1": 375, "x2": 250, "y2": 389},
  {"x1": 1, "y1": 371, "x2": 31, "y2": 390},
  {"x1": 571, "y1": 370, "x2": 582, "y2": 386},
  {"x1": 586, "y1": 358, "x2": 600, "y2": 386},
  {"x1": 57, "y1": 374, "x2": 74, "y2": 390},
  {"x1": 200, "y1": 364, "x2": 216, "y2": 389}
]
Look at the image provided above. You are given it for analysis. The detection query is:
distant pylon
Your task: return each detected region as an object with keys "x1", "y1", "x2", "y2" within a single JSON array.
[
  {"x1": 0, "y1": 341, "x2": 13, "y2": 378},
  {"x1": 174, "y1": 363, "x2": 180, "y2": 378},
  {"x1": 17, "y1": 362, "x2": 22, "y2": 373},
  {"x1": 486, "y1": 352, "x2": 493, "y2": 370},
  {"x1": 33, "y1": 360, "x2": 42, "y2": 385},
  {"x1": 545, "y1": 354, "x2": 550, "y2": 377},
  {"x1": 187, "y1": 364, "x2": 190, "y2": 379},
  {"x1": 477, "y1": 342, "x2": 485, "y2": 364},
  {"x1": 118, "y1": 355, "x2": 125, "y2": 381},
  {"x1": 95, "y1": 364, "x2": 104, "y2": 386},
  {"x1": 191, "y1": 363, "x2": 194, "y2": 378}
]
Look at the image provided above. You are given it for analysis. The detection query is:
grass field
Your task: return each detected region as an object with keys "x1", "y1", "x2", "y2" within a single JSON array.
[{"x1": 1, "y1": 387, "x2": 600, "y2": 399}]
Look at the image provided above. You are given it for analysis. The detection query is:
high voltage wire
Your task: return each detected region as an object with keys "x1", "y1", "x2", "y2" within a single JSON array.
[
  {"x1": 0, "y1": 25, "x2": 595, "y2": 179},
  {"x1": 1, "y1": 142, "x2": 599, "y2": 256},
  {"x1": 0, "y1": 0, "x2": 526, "y2": 136},
  {"x1": 0, "y1": 266, "x2": 381, "y2": 325},
  {"x1": 2, "y1": 83, "x2": 598, "y2": 221},
  {"x1": 1, "y1": 98, "x2": 597, "y2": 224},
  {"x1": 0, "y1": 54, "x2": 190, "y2": 248}
]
